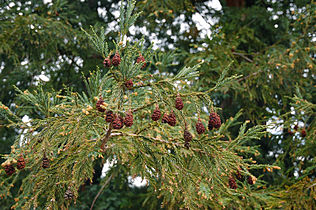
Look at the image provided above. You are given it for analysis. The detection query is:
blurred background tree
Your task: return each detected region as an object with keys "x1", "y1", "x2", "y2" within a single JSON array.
[{"x1": 0, "y1": 0, "x2": 315, "y2": 209}]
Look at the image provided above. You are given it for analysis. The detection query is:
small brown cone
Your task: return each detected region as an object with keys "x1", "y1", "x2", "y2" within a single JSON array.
[
  {"x1": 42, "y1": 157, "x2": 50, "y2": 169},
  {"x1": 151, "y1": 105, "x2": 161, "y2": 121},
  {"x1": 136, "y1": 55, "x2": 146, "y2": 69},
  {"x1": 17, "y1": 156, "x2": 26, "y2": 170},
  {"x1": 113, "y1": 115, "x2": 123, "y2": 129},
  {"x1": 64, "y1": 188, "x2": 74, "y2": 200},
  {"x1": 96, "y1": 98, "x2": 106, "y2": 112},
  {"x1": 235, "y1": 170, "x2": 243, "y2": 182},
  {"x1": 103, "y1": 57, "x2": 111, "y2": 68},
  {"x1": 229, "y1": 177, "x2": 237, "y2": 189},
  {"x1": 4, "y1": 164, "x2": 15, "y2": 176},
  {"x1": 168, "y1": 111, "x2": 176, "y2": 126},
  {"x1": 184, "y1": 129, "x2": 192, "y2": 142},
  {"x1": 162, "y1": 113, "x2": 169, "y2": 123},
  {"x1": 111, "y1": 52, "x2": 121, "y2": 66},
  {"x1": 184, "y1": 127, "x2": 192, "y2": 149},
  {"x1": 247, "y1": 176, "x2": 254, "y2": 185},
  {"x1": 196, "y1": 119, "x2": 205, "y2": 134},
  {"x1": 301, "y1": 128, "x2": 306, "y2": 137},
  {"x1": 124, "y1": 111, "x2": 133, "y2": 127},
  {"x1": 105, "y1": 110, "x2": 114, "y2": 123},
  {"x1": 125, "y1": 79, "x2": 133, "y2": 90},
  {"x1": 209, "y1": 112, "x2": 221, "y2": 129},
  {"x1": 175, "y1": 94, "x2": 184, "y2": 110}
]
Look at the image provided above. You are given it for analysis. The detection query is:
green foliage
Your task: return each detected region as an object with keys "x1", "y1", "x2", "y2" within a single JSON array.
[{"x1": 0, "y1": 1, "x2": 276, "y2": 209}]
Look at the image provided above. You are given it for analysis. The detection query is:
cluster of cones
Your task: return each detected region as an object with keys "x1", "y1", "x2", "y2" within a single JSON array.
[
  {"x1": 96, "y1": 94, "x2": 222, "y2": 149},
  {"x1": 2, "y1": 155, "x2": 26, "y2": 176},
  {"x1": 229, "y1": 170, "x2": 256, "y2": 189}
]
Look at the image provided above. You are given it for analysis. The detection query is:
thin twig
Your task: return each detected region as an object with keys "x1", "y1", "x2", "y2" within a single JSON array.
[
  {"x1": 100, "y1": 124, "x2": 113, "y2": 152},
  {"x1": 90, "y1": 174, "x2": 113, "y2": 210},
  {"x1": 232, "y1": 52, "x2": 253, "y2": 63}
]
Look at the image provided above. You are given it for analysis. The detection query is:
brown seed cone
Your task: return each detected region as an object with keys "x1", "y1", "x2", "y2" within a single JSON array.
[
  {"x1": 105, "y1": 110, "x2": 114, "y2": 123},
  {"x1": 125, "y1": 79, "x2": 133, "y2": 90},
  {"x1": 151, "y1": 105, "x2": 161, "y2": 121},
  {"x1": 229, "y1": 177, "x2": 237, "y2": 189},
  {"x1": 17, "y1": 156, "x2": 26, "y2": 170},
  {"x1": 247, "y1": 176, "x2": 254, "y2": 185},
  {"x1": 184, "y1": 129, "x2": 192, "y2": 142},
  {"x1": 167, "y1": 111, "x2": 176, "y2": 126},
  {"x1": 175, "y1": 94, "x2": 184, "y2": 110},
  {"x1": 301, "y1": 128, "x2": 306, "y2": 137},
  {"x1": 294, "y1": 124, "x2": 298, "y2": 131},
  {"x1": 196, "y1": 120, "x2": 206, "y2": 134},
  {"x1": 209, "y1": 112, "x2": 221, "y2": 129},
  {"x1": 111, "y1": 52, "x2": 121, "y2": 66},
  {"x1": 103, "y1": 57, "x2": 111, "y2": 68},
  {"x1": 136, "y1": 55, "x2": 146, "y2": 69},
  {"x1": 4, "y1": 164, "x2": 15, "y2": 176},
  {"x1": 124, "y1": 112, "x2": 133, "y2": 127},
  {"x1": 64, "y1": 188, "x2": 74, "y2": 200},
  {"x1": 235, "y1": 170, "x2": 243, "y2": 182},
  {"x1": 42, "y1": 157, "x2": 50, "y2": 169},
  {"x1": 162, "y1": 113, "x2": 169, "y2": 123},
  {"x1": 96, "y1": 98, "x2": 106, "y2": 112},
  {"x1": 113, "y1": 115, "x2": 124, "y2": 129}
]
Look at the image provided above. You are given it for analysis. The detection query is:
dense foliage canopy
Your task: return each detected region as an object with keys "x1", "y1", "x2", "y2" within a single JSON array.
[{"x1": 0, "y1": 0, "x2": 315, "y2": 209}]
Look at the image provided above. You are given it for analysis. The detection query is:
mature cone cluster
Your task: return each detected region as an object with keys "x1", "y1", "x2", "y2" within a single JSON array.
[
  {"x1": 124, "y1": 111, "x2": 133, "y2": 127},
  {"x1": 64, "y1": 188, "x2": 74, "y2": 200},
  {"x1": 105, "y1": 110, "x2": 114, "y2": 123},
  {"x1": 96, "y1": 98, "x2": 106, "y2": 112},
  {"x1": 175, "y1": 94, "x2": 184, "y2": 110},
  {"x1": 125, "y1": 79, "x2": 133, "y2": 90},
  {"x1": 229, "y1": 177, "x2": 237, "y2": 189},
  {"x1": 136, "y1": 55, "x2": 146, "y2": 69},
  {"x1": 301, "y1": 128, "x2": 307, "y2": 137},
  {"x1": 151, "y1": 105, "x2": 161, "y2": 121},
  {"x1": 184, "y1": 129, "x2": 192, "y2": 149},
  {"x1": 162, "y1": 113, "x2": 169, "y2": 123},
  {"x1": 247, "y1": 176, "x2": 254, "y2": 185},
  {"x1": 42, "y1": 157, "x2": 50, "y2": 169},
  {"x1": 17, "y1": 156, "x2": 26, "y2": 170},
  {"x1": 168, "y1": 111, "x2": 176, "y2": 126},
  {"x1": 103, "y1": 57, "x2": 111, "y2": 68},
  {"x1": 111, "y1": 52, "x2": 121, "y2": 66},
  {"x1": 208, "y1": 112, "x2": 221, "y2": 130},
  {"x1": 196, "y1": 119, "x2": 205, "y2": 134},
  {"x1": 4, "y1": 164, "x2": 15, "y2": 176},
  {"x1": 113, "y1": 115, "x2": 124, "y2": 129}
]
